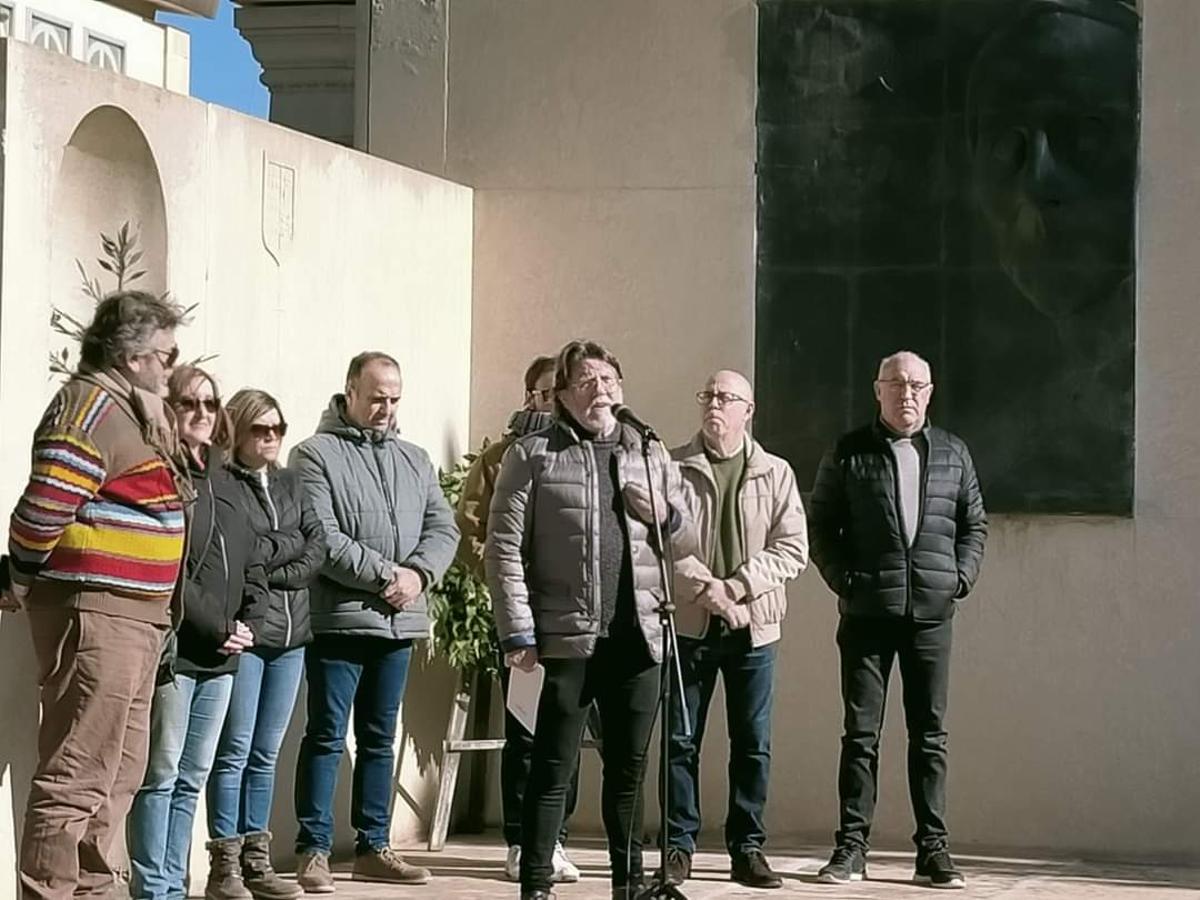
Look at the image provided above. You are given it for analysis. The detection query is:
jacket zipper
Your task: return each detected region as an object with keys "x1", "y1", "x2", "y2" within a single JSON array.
[
  {"x1": 888, "y1": 433, "x2": 931, "y2": 618},
  {"x1": 261, "y1": 471, "x2": 291, "y2": 647},
  {"x1": 217, "y1": 533, "x2": 229, "y2": 587},
  {"x1": 374, "y1": 443, "x2": 406, "y2": 624},
  {"x1": 585, "y1": 441, "x2": 599, "y2": 623}
]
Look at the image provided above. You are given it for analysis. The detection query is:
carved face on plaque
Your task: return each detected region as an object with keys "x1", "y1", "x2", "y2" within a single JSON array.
[{"x1": 967, "y1": 1, "x2": 1138, "y2": 321}]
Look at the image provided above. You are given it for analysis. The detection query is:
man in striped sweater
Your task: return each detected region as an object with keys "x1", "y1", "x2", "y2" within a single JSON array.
[{"x1": 2, "y1": 291, "x2": 193, "y2": 900}]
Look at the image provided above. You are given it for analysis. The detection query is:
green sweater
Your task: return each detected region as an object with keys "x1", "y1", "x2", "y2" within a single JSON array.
[{"x1": 706, "y1": 444, "x2": 746, "y2": 579}]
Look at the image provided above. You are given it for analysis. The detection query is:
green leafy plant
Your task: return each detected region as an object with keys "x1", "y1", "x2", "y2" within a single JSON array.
[
  {"x1": 428, "y1": 441, "x2": 501, "y2": 680},
  {"x1": 50, "y1": 222, "x2": 210, "y2": 376}
]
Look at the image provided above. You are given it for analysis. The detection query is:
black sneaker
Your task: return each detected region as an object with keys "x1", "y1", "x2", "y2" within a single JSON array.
[
  {"x1": 610, "y1": 878, "x2": 644, "y2": 900},
  {"x1": 914, "y1": 849, "x2": 965, "y2": 889},
  {"x1": 655, "y1": 847, "x2": 691, "y2": 886},
  {"x1": 816, "y1": 845, "x2": 867, "y2": 884},
  {"x1": 731, "y1": 850, "x2": 783, "y2": 889}
]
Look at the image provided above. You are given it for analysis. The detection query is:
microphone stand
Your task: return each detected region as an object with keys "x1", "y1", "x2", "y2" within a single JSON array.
[{"x1": 632, "y1": 424, "x2": 689, "y2": 900}]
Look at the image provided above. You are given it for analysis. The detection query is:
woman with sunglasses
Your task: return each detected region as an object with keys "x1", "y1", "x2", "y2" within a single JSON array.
[
  {"x1": 204, "y1": 389, "x2": 324, "y2": 900},
  {"x1": 128, "y1": 366, "x2": 270, "y2": 900}
]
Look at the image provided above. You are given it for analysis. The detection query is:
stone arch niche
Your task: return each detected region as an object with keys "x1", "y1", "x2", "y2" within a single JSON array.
[{"x1": 50, "y1": 105, "x2": 168, "y2": 362}]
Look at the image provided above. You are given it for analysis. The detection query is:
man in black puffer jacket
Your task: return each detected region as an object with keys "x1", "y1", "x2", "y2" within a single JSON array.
[{"x1": 809, "y1": 351, "x2": 987, "y2": 891}]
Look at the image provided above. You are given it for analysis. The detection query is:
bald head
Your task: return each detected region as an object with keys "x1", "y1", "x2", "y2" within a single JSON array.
[
  {"x1": 877, "y1": 351, "x2": 931, "y2": 383},
  {"x1": 699, "y1": 369, "x2": 755, "y2": 454},
  {"x1": 874, "y1": 351, "x2": 934, "y2": 436},
  {"x1": 709, "y1": 369, "x2": 753, "y2": 402}
]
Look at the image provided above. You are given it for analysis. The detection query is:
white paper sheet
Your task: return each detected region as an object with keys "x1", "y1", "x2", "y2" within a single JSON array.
[{"x1": 506, "y1": 663, "x2": 545, "y2": 735}]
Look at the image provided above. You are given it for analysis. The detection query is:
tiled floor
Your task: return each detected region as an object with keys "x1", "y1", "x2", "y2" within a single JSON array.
[{"x1": 308, "y1": 837, "x2": 1200, "y2": 899}]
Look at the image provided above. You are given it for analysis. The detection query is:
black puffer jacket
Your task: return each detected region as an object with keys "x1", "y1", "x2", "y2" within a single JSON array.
[
  {"x1": 225, "y1": 463, "x2": 324, "y2": 649},
  {"x1": 809, "y1": 421, "x2": 987, "y2": 622},
  {"x1": 177, "y1": 450, "x2": 270, "y2": 676}
]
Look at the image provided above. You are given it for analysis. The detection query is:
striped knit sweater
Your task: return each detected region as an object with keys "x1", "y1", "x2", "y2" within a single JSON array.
[{"x1": 9, "y1": 374, "x2": 187, "y2": 609}]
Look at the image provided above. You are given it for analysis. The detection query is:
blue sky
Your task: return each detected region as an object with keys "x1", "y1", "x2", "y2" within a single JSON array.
[{"x1": 159, "y1": 0, "x2": 269, "y2": 118}]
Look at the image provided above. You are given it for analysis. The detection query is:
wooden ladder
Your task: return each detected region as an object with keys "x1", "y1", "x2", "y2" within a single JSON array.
[{"x1": 428, "y1": 668, "x2": 601, "y2": 851}]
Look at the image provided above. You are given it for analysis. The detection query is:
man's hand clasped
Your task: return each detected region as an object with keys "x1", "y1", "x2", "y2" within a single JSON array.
[
  {"x1": 622, "y1": 482, "x2": 668, "y2": 526},
  {"x1": 381, "y1": 565, "x2": 423, "y2": 609},
  {"x1": 695, "y1": 577, "x2": 750, "y2": 629}
]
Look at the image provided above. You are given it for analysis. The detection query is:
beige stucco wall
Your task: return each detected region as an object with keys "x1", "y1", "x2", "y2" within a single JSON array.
[
  {"x1": 0, "y1": 38, "x2": 472, "y2": 892},
  {"x1": 359, "y1": 0, "x2": 1200, "y2": 863}
]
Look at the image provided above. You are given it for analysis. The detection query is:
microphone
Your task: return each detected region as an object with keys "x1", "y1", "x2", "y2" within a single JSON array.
[{"x1": 612, "y1": 404, "x2": 659, "y2": 440}]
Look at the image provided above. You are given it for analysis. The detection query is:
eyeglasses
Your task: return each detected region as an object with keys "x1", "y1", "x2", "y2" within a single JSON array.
[
  {"x1": 250, "y1": 423, "x2": 288, "y2": 439},
  {"x1": 174, "y1": 396, "x2": 219, "y2": 415},
  {"x1": 528, "y1": 388, "x2": 555, "y2": 402},
  {"x1": 150, "y1": 346, "x2": 180, "y2": 368},
  {"x1": 877, "y1": 379, "x2": 932, "y2": 395},
  {"x1": 570, "y1": 375, "x2": 620, "y2": 394},
  {"x1": 696, "y1": 390, "x2": 750, "y2": 408}
]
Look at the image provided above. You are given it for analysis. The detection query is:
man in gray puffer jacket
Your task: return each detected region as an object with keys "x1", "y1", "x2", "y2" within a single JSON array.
[
  {"x1": 289, "y1": 351, "x2": 458, "y2": 891},
  {"x1": 486, "y1": 340, "x2": 698, "y2": 900}
]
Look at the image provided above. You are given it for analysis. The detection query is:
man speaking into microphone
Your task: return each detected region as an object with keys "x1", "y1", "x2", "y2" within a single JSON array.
[{"x1": 486, "y1": 340, "x2": 696, "y2": 900}]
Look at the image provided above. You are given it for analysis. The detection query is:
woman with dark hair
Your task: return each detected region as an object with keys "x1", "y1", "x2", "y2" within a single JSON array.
[
  {"x1": 486, "y1": 340, "x2": 697, "y2": 900},
  {"x1": 128, "y1": 366, "x2": 269, "y2": 900},
  {"x1": 204, "y1": 388, "x2": 324, "y2": 900}
]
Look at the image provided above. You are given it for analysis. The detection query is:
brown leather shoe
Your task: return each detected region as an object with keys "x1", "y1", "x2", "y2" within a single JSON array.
[
  {"x1": 295, "y1": 850, "x2": 335, "y2": 894},
  {"x1": 351, "y1": 847, "x2": 430, "y2": 885}
]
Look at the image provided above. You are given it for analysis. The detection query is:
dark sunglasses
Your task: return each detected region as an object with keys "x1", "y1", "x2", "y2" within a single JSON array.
[
  {"x1": 174, "y1": 396, "x2": 219, "y2": 414},
  {"x1": 250, "y1": 423, "x2": 288, "y2": 439}
]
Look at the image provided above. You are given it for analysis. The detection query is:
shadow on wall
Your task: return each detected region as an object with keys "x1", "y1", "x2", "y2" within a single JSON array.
[
  {"x1": 395, "y1": 649, "x2": 458, "y2": 835},
  {"x1": 0, "y1": 612, "x2": 39, "y2": 884}
]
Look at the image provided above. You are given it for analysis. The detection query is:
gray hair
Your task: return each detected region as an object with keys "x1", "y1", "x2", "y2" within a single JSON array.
[
  {"x1": 877, "y1": 350, "x2": 931, "y2": 380},
  {"x1": 79, "y1": 290, "x2": 188, "y2": 370}
]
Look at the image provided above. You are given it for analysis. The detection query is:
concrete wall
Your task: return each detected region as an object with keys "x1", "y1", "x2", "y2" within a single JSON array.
[
  {"x1": 0, "y1": 38, "x2": 472, "y2": 892},
  {"x1": 358, "y1": 0, "x2": 1200, "y2": 863}
]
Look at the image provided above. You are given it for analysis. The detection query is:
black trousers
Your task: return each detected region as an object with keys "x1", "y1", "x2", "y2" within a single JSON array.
[
  {"x1": 835, "y1": 615, "x2": 953, "y2": 853},
  {"x1": 499, "y1": 661, "x2": 579, "y2": 847},
  {"x1": 520, "y1": 634, "x2": 659, "y2": 891}
]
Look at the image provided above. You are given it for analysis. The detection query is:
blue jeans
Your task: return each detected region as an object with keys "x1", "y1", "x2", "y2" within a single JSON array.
[
  {"x1": 128, "y1": 672, "x2": 234, "y2": 900},
  {"x1": 207, "y1": 647, "x2": 305, "y2": 838},
  {"x1": 294, "y1": 634, "x2": 412, "y2": 855},
  {"x1": 665, "y1": 626, "x2": 776, "y2": 859}
]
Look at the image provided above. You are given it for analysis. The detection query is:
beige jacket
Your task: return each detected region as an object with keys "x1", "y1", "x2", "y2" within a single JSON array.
[{"x1": 671, "y1": 434, "x2": 808, "y2": 648}]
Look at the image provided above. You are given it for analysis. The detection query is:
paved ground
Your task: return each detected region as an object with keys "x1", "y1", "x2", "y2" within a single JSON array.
[{"x1": 306, "y1": 836, "x2": 1200, "y2": 899}]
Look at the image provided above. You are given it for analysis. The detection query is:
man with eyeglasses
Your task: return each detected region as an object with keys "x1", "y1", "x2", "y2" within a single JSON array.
[
  {"x1": 660, "y1": 369, "x2": 808, "y2": 890},
  {"x1": 2, "y1": 290, "x2": 192, "y2": 899},
  {"x1": 809, "y1": 351, "x2": 987, "y2": 890},
  {"x1": 455, "y1": 354, "x2": 583, "y2": 885},
  {"x1": 487, "y1": 340, "x2": 698, "y2": 900}
]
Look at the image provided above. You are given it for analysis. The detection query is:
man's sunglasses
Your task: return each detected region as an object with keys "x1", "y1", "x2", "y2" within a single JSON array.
[{"x1": 151, "y1": 346, "x2": 181, "y2": 368}]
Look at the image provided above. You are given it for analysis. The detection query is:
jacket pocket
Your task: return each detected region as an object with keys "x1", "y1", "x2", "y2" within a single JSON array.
[{"x1": 530, "y1": 591, "x2": 586, "y2": 635}]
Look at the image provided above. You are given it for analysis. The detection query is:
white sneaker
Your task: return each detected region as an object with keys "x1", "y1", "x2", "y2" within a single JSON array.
[
  {"x1": 551, "y1": 842, "x2": 581, "y2": 883},
  {"x1": 504, "y1": 845, "x2": 521, "y2": 882}
]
